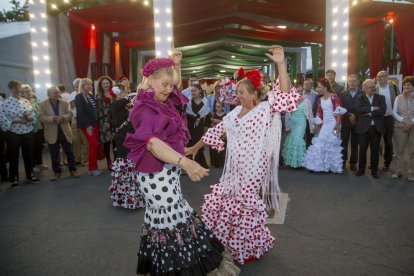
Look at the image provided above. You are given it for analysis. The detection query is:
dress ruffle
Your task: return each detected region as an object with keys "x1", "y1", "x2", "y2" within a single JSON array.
[
  {"x1": 303, "y1": 134, "x2": 344, "y2": 173},
  {"x1": 201, "y1": 183, "x2": 275, "y2": 265},
  {"x1": 108, "y1": 158, "x2": 145, "y2": 209},
  {"x1": 137, "y1": 212, "x2": 239, "y2": 275},
  {"x1": 282, "y1": 134, "x2": 306, "y2": 168}
]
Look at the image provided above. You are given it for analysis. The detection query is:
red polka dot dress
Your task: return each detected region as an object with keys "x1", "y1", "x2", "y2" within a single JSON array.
[{"x1": 200, "y1": 81, "x2": 300, "y2": 264}]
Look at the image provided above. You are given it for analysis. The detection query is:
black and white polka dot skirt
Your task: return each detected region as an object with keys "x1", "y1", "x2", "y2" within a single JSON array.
[{"x1": 134, "y1": 164, "x2": 238, "y2": 275}]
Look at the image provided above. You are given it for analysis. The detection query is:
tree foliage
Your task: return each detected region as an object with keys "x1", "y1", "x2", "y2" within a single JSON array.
[{"x1": 0, "y1": 0, "x2": 29, "y2": 22}]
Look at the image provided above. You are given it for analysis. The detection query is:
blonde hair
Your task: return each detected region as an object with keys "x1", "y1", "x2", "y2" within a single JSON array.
[
  {"x1": 78, "y1": 78, "x2": 93, "y2": 102},
  {"x1": 137, "y1": 67, "x2": 177, "y2": 92},
  {"x1": 78, "y1": 78, "x2": 93, "y2": 94}
]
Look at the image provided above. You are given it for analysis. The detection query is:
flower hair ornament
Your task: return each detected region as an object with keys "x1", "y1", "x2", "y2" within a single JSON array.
[
  {"x1": 234, "y1": 67, "x2": 245, "y2": 81},
  {"x1": 244, "y1": 69, "x2": 262, "y2": 89},
  {"x1": 141, "y1": 58, "x2": 175, "y2": 77},
  {"x1": 109, "y1": 86, "x2": 121, "y2": 97}
]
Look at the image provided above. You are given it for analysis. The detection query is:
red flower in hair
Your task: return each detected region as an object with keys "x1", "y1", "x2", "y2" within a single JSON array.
[
  {"x1": 244, "y1": 69, "x2": 262, "y2": 89},
  {"x1": 236, "y1": 67, "x2": 245, "y2": 79},
  {"x1": 319, "y1": 77, "x2": 327, "y2": 83}
]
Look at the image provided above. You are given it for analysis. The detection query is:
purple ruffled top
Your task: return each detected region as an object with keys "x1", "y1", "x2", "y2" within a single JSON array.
[{"x1": 124, "y1": 86, "x2": 190, "y2": 173}]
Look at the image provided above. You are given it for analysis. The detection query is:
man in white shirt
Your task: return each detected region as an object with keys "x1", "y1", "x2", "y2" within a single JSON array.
[{"x1": 376, "y1": 70, "x2": 400, "y2": 171}]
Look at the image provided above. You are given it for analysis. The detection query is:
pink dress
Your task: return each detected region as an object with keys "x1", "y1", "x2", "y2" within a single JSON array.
[{"x1": 201, "y1": 80, "x2": 300, "y2": 264}]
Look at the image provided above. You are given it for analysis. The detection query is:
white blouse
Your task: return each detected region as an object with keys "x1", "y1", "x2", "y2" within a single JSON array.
[{"x1": 0, "y1": 96, "x2": 35, "y2": 134}]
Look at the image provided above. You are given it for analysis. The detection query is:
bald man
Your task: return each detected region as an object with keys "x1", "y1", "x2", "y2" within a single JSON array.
[
  {"x1": 39, "y1": 86, "x2": 80, "y2": 181},
  {"x1": 354, "y1": 79, "x2": 386, "y2": 178}
]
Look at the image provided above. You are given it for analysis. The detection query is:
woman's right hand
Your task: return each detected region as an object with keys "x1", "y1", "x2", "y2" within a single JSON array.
[
  {"x1": 180, "y1": 157, "x2": 209, "y2": 181},
  {"x1": 185, "y1": 140, "x2": 204, "y2": 160}
]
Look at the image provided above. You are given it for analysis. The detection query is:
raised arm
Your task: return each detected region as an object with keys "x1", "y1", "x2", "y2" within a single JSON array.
[
  {"x1": 171, "y1": 51, "x2": 182, "y2": 89},
  {"x1": 265, "y1": 45, "x2": 291, "y2": 92}
]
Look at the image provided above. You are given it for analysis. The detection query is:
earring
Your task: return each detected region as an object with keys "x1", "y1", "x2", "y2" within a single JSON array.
[{"x1": 253, "y1": 100, "x2": 257, "y2": 106}]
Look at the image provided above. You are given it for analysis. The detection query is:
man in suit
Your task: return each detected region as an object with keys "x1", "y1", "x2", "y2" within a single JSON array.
[
  {"x1": 355, "y1": 79, "x2": 386, "y2": 178},
  {"x1": 39, "y1": 86, "x2": 80, "y2": 181},
  {"x1": 376, "y1": 70, "x2": 400, "y2": 171},
  {"x1": 339, "y1": 74, "x2": 363, "y2": 171}
]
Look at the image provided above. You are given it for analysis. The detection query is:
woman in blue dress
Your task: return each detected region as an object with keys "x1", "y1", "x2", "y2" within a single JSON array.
[{"x1": 282, "y1": 95, "x2": 314, "y2": 168}]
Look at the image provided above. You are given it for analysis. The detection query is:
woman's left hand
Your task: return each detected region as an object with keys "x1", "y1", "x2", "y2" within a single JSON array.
[
  {"x1": 334, "y1": 123, "x2": 341, "y2": 132},
  {"x1": 170, "y1": 51, "x2": 182, "y2": 65},
  {"x1": 265, "y1": 45, "x2": 285, "y2": 64},
  {"x1": 180, "y1": 157, "x2": 209, "y2": 182}
]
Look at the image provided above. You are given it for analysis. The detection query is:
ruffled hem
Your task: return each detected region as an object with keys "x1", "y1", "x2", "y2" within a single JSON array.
[
  {"x1": 137, "y1": 250, "x2": 240, "y2": 276},
  {"x1": 282, "y1": 135, "x2": 306, "y2": 168},
  {"x1": 145, "y1": 198, "x2": 194, "y2": 230},
  {"x1": 137, "y1": 212, "x2": 236, "y2": 275},
  {"x1": 201, "y1": 183, "x2": 275, "y2": 265},
  {"x1": 303, "y1": 134, "x2": 343, "y2": 173},
  {"x1": 108, "y1": 158, "x2": 145, "y2": 209}
]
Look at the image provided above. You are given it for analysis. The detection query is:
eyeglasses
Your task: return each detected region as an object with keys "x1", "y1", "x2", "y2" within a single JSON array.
[{"x1": 366, "y1": 86, "x2": 376, "y2": 89}]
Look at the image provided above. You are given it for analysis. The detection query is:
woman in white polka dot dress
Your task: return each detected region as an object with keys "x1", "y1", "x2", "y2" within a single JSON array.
[
  {"x1": 0, "y1": 80, "x2": 40, "y2": 188},
  {"x1": 124, "y1": 53, "x2": 240, "y2": 275},
  {"x1": 187, "y1": 46, "x2": 300, "y2": 264}
]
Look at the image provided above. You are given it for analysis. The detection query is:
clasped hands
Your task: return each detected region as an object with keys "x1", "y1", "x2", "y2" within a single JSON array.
[
  {"x1": 53, "y1": 116, "x2": 66, "y2": 123},
  {"x1": 13, "y1": 117, "x2": 34, "y2": 124},
  {"x1": 403, "y1": 117, "x2": 414, "y2": 131},
  {"x1": 182, "y1": 145, "x2": 209, "y2": 182}
]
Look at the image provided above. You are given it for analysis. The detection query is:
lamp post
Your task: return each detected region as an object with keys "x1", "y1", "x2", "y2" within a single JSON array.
[{"x1": 389, "y1": 17, "x2": 394, "y2": 61}]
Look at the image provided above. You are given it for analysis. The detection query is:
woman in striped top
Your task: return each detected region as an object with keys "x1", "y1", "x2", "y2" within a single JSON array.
[{"x1": 74, "y1": 78, "x2": 102, "y2": 176}]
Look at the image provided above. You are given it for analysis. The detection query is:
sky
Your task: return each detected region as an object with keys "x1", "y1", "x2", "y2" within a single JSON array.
[{"x1": 0, "y1": 0, "x2": 25, "y2": 11}]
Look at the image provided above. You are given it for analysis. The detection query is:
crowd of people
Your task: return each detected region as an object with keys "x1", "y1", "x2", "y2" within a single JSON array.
[
  {"x1": 1, "y1": 45, "x2": 414, "y2": 275},
  {"x1": 282, "y1": 70, "x2": 414, "y2": 181}
]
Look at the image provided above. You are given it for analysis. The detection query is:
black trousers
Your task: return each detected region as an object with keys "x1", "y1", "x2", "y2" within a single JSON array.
[
  {"x1": 6, "y1": 131, "x2": 33, "y2": 182},
  {"x1": 305, "y1": 121, "x2": 313, "y2": 148},
  {"x1": 341, "y1": 125, "x2": 359, "y2": 165},
  {"x1": 48, "y1": 130, "x2": 76, "y2": 174},
  {"x1": 32, "y1": 129, "x2": 44, "y2": 167},
  {"x1": 0, "y1": 131, "x2": 7, "y2": 178},
  {"x1": 382, "y1": 115, "x2": 394, "y2": 167},
  {"x1": 358, "y1": 126, "x2": 382, "y2": 173}
]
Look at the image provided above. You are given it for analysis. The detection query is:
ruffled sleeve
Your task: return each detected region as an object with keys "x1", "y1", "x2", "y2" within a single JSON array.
[
  {"x1": 124, "y1": 109, "x2": 172, "y2": 173},
  {"x1": 267, "y1": 78, "x2": 301, "y2": 113},
  {"x1": 201, "y1": 120, "x2": 226, "y2": 152}
]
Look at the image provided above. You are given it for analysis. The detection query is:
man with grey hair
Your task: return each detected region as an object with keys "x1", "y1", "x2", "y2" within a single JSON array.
[
  {"x1": 354, "y1": 79, "x2": 386, "y2": 178},
  {"x1": 376, "y1": 70, "x2": 400, "y2": 171},
  {"x1": 339, "y1": 74, "x2": 363, "y2": 171},
  {"x1": 39, "y1": 86, "x2": 80, "y2": 181}
]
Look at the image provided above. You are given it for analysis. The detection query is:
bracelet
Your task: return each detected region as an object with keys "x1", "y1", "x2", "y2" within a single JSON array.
[{"x1": 177, "y1": 155, "x2": 184, "y2": 166}]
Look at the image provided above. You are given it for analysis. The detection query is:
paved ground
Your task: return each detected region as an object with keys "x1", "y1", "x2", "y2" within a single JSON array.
[{"x1": 1, "y1": 159, "x2": 414, "y2": 276}]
